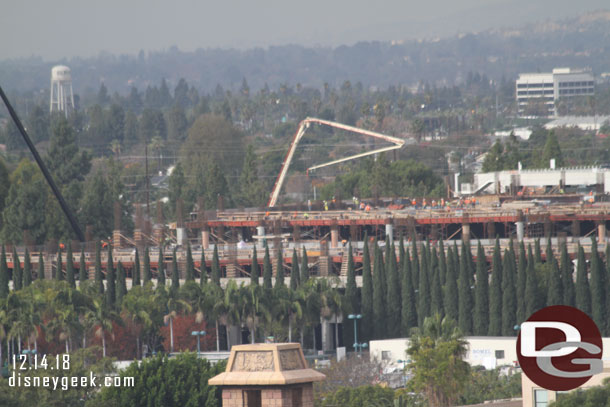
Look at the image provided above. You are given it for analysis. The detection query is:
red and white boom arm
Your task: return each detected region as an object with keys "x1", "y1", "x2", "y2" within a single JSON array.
[{"x1": 267, "y1": 117, "x2": 405, "y2": 207}]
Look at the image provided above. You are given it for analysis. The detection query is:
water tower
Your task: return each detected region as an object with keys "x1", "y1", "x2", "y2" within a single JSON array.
[{"x1": 49, "y1": 65, "x2": 75, "y2": 117}]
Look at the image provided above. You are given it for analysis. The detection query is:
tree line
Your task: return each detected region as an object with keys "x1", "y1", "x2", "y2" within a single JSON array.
[
  {"x1": 0, "y1": 241, "x2": 347, "y2": 363},
  {"x1": 1, "y1": 232, "x2": 609, "y2": 364}
]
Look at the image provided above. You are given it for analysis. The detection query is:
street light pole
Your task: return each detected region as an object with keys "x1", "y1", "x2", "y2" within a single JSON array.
[
  {"x1": 191, "y1": 331, "x2": 207, "y2": 355},
  {"x1": 348, "y1": 314, "x2": 364, "y2": 353}
]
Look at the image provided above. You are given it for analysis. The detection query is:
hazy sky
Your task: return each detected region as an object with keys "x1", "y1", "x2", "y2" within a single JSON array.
[{"x1": 1, "y1": 0, "x2": 608, "y2": 60}]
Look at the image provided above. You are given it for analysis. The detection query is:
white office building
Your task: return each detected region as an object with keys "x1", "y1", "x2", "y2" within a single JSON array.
[{"x1": 516, "y1": 68, "x2": 594, "y2": 116}]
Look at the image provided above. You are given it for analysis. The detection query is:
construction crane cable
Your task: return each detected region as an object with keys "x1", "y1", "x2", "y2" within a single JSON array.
[{"x1": 0, "y1": 86, "x2": 85, "y2": 242}]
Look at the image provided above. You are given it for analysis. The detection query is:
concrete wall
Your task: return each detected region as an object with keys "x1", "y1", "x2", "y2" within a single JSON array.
[{"x1": 371, "y1": 337, "x2": 610, "y2": 371}]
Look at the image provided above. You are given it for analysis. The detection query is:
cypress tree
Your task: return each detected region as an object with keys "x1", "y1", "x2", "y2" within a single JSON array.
[
  {"x1": 143, "y1": 247, "x2": 152, "y2": 284},
  {"x1": 37, "y1": 251, "x2": 45, "y2": 280},
  {"x1": 290, "y1": 248, "x2": 299, "y2": 290},
  {"x1": 211, "y1": 245, "x2": 220, "y2": 285},
  {"x1": 387, "y1": 242, "x2": 402, "y2": 337},
  {"x1": 575, "y1": 244, "x2": 591, "y2": 316},
  {"x1": 79, "y1": 247, "x2": 87, "y2": 284},
  {"x1": 401, "y1": 247, "x2": 417, "y2": 335},
  {"x1": 66, "y1": 242, "x2": 75, "y2": 288},
  {"x1": 171, "y1": 247, "x2": 180, "y2": 291},
  {"x1": 0, "y1": 246, "x2": 8, "y2": 298},
  {"x1": 430, "y1": 247, "x2": 443, "y2": 317},
  {"x1": 200, "y1": 249, "x2": 208, "y2": 286},
  {"x1": 398, "y1": 237, "x2": 406, "y2": 281},
  {"x1": 516, "y1": 241, "x2": 527, "y2": 323},
  {"x1": 525, "y1": 245, "x2": 542, "y2": 318},
  {"x1": 417, "y1": 249, "x2": 431, "y2": 328},
  {"x1": 345, "y1": 243, "x2": 358, "y2": 314},
  {"x1": 488, "y1": 239, "x2": 503, "y2": 336},
  {"x1": 250, "y1": 246, "x2": 259, "y2": 286},
  {"x1": 185, "y1": 244, "x2": 194, "y2": 282},
  {"x1": 12, "y1": 247, "x2": 22, "y2": 290},
  {"x1": 474, "y1": 242, "x2": 489, "y2": 335},
  {"x1": 361, "y1": 238, "x2": 374, "y2": 341},
  {"x1": 275, "y1": 246, "x2": 285, "y2": 288},
  {"x1": 22, "y1": 248, "x2": 32, "y2": 288},
  {"x1": 501, "y1": 249, "x2": 517, "y2": 336},
  {"x1": 534, "y1": 239, "x2": 542, "y2": 265},
  {"x1": 263, "y1": 245, "x2": 272, "y2": 289},
  {"x1": 561, "y1": 242, "x2": 574, "y2": 307},
  {"x1": 547, "y1": 257, "x2": 563, "y2": 306},
  {"x1": 300, "y1": 247, "x2": 309, "y2": 283},
  {"x1": 117, "y1": 261, "x2": 127, "y2": 304},
  {"x1": 438, "y1": 240, "x2": 447, "y2": 286},
  {"x1": 344, "y1": 243, "x2": 358, "y2": 349},
  {"x1": 132, "y1": 248, "x2": 141, "y2": 286},
  {"x1": 106, "y1": 245, "x2": 116, "y2": 307},
  {"x1": 545, "y1": 238, "x2": 553, "y2": 267},
  {"x1": 589, "y1": 237, "x2": 606, "y2": 332},
  {"x1": 95, "y1": 242, "x2": 104, "y2": 294},
  {"x1": 157, "y1": 246, "x2": 166, "y2": 286},
  {"x1": 373, "y1": 243, "x2": 387, "y2": 338},
  {"x1": 444, "y1": 245, "x2": 459, "y2": 322},
  {"x1": 411, "y1": 241, "x2": 420, "y2": 290},
  {"x1": 55, "y1": 245, "x2": 63, "y2": 281},
  {"x1": 458, "y1": 242, "x2": 473, "y2": 335}
]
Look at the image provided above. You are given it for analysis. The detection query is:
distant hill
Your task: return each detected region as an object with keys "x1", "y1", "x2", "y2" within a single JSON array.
[{"x1": 2, "y1": 10, "x2": 610, "y2": 94}]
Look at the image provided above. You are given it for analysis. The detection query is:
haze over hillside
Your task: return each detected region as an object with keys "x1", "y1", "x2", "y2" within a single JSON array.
[{"x1": 2, "y1": 9, "x2": 610, "y2": 94}]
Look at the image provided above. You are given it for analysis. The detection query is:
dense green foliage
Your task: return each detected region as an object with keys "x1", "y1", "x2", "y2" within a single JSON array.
[{"x1": 92, "y1": 353, "x2": 225, "y2": 407}]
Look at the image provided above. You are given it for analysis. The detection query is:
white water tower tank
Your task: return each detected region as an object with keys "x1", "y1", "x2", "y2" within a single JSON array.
[{"x1": 49, "y1": 65, "x2": 75, "y2": 117}]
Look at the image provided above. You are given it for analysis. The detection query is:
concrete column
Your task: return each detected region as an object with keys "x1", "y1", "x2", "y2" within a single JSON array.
[
  {"x1": 599, "y1": 222, "x2": 607, "y2": 242},
  {"x1": 176, "y1": 228, "x2": 186, "y2": 246},
  {"x1": 385, "y1": 221, "x2": 394, "y2": 245},
  {"x1": 462, "y1": 223, "x2": 470, "y2": 244},
  {"x1": 112, "y1": 230, "x2": 122, "y2": 249},
  {"x1": 516, "y1": 221, "x2": 525, "y2": 241},
  {"x1": 321, "y1": 319, "x2": 333, "y2": 351},
  {"x1": 201, "y1": 228, "x2": 210, "y2": 250},
  {"x1": 572, "y1": 220, "x2": 581, "y2": 237},
  {"x1": 330, "y1": 224, "x2": 339, "y2": 248}
]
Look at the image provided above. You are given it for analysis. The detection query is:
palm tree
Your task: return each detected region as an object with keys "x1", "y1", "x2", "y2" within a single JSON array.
[
  {"x1": 121, "y1": 285, "x2": 160, "y2": 359},
  {"x1": 223, "y1": 280, "x2": 245, "y2": 347},
  {"x1": 8, "y1": 291, "x2": 41, "y2": 352},
  {"x1": 48, "y1": 286, "x2": 91, "y2": 352},
  {"x1": 273, "y1": 285, "x2": 303, "y2": 342},
  {"x1": 301, "y1": 279, "x2": 324, "y2": 350},
  {"x1": 242, "y1": 284, "x2": 271, "y2": 343},
  {"x1": 86, "y1": 298, "x2": 120, "y2": 357},
  {"x1": 158, "y1": 286, "x2": 191, "y2": 353},
  {"x1": 322, "y1": 283, "x2": 342, "y2": 350}
]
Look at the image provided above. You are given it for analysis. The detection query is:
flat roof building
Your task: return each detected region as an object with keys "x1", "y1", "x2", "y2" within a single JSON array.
[{"x1": 516, "y1": 68, "x2": 594, "y2": 117}]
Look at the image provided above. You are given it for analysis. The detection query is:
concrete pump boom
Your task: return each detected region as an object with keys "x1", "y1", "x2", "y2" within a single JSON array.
[{"x1": 267, "y1": 117, "x2": 405, "y2": 207}]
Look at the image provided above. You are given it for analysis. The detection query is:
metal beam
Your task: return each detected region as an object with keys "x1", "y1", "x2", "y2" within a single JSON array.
[{"x1": 0, "y1": 86, "x2": 85, "y2": 242}]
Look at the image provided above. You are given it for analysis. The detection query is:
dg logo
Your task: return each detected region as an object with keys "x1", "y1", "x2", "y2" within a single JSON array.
[{"x1": 517, "y1": 305, "x2": 603, "y2": 391}]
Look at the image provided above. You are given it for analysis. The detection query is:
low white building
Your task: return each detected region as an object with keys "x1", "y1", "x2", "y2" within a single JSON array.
[
  {"x1": 370, "y1": 337, "x2": 518, "y2": 370},
  {"x1": 544, "y1": 115, "x2": 610, "y2": 132},
  {"x1": 371, "y1": 337, "x2": 610, "y2": 371},
  {"x1": 472, "y1": 166, "x2": 610, "y2": 195}
]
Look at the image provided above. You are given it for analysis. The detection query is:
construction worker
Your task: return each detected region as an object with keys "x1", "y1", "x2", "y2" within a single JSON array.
[
  {"x1": 323, "y1": 201, "x2": 329, "y2": 211},
  {"x1": 365, "y1": 204, "x2": 371, "y2": 211},
  {"x1": 360, "y1": 202, "x2": 365, "y2": 210}
]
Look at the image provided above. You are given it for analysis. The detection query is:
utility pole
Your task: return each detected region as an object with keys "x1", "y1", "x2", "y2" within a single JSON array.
[{"x1": 145, "y1": 141, "x2": 150, "y2": 220}]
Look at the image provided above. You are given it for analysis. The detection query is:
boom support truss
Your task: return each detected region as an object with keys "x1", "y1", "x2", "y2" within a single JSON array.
[{"x1": 267, "y1": 117, "x2": 405, "y2": 207}]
